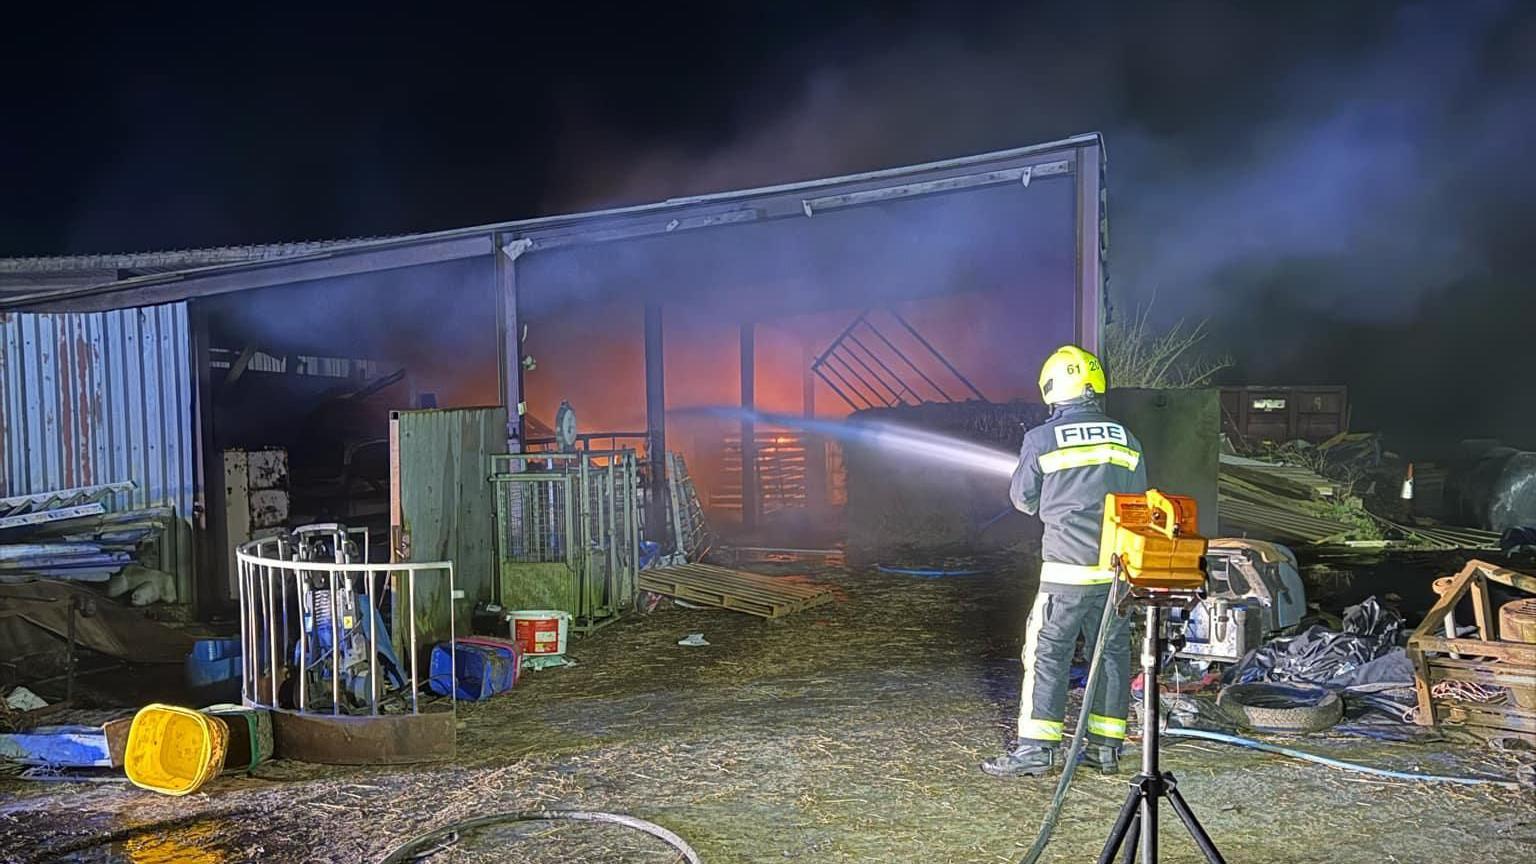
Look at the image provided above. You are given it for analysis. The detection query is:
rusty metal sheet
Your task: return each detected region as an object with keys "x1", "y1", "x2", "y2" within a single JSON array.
[
  {"x1": 270, "y1": 709, "x2": 455, "y2": 764},
  {"x1": 0, "y1": 303, "x2": 196, "y2": 600}
]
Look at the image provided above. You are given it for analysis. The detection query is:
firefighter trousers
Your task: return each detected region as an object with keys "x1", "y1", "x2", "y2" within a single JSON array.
[{"x1": 1016, "y1": 586, "x2": 1132, "y2": 747}]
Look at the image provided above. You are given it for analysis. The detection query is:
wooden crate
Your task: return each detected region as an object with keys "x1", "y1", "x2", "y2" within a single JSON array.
[
  {"x1": 639, "y1": 564, "x2": 833, "y2": 619},
  {"x1": 1406, "y1": 560, "x2": 1536, "y2": 742}
]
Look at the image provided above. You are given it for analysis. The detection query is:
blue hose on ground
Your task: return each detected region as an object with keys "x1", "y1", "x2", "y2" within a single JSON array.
[
  {"x1": 875, "y1": 564, "x2": 986, "y2": 578},
  {"x1": 1164, "y1": 727, "x2": 1521, "y2": 789}
]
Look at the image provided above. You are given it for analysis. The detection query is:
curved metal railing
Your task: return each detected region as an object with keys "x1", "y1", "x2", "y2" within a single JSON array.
[{"x1": 235, "y1": 530, "x2": 455, "y2": 716}]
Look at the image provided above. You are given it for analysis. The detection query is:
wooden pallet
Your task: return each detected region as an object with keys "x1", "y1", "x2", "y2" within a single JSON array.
[
  {"x1": 639, "y1": 563, "x2": 834, "y2": 619},
  {"x1": 1406, "y1": 560, "x2": 1536, "y2": 742}
]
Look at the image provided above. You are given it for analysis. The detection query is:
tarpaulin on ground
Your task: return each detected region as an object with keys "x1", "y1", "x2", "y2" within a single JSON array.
[
  {"x1": 1227, "y1": 596, "x2": 1412, "y2": 689},
  {"x1": 0, "y1": 579, "x2": 194, "y2": 664}
]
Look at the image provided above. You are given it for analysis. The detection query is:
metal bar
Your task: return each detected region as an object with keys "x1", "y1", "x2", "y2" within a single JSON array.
[
  {"x1": 266, "y1": 564, "x2": 278, "y2": 708},
  {"x1": 862, "y1": 317, "x2": 953, "y2": 402},
  {"x1": 811, "y1": 310, "x2": 869, "y2": 368},
  {"x1": 844, "y1": 331, "x2": 917, "y2": 404},
  {"x1": 838, "y1": 338, "x2": 907, "y2": 405},
  {"x1": 368, "y1": 567, "x2": 379, "y2": 715},
  {"x1": 578, "y1": 456, "x2": 592, "y2": 619},
  {"x1": 607, "y1": 459, "x2": 619, "y2": 604},
  {"x1": 330, "y1": 570, "x2": 340, "y2": 716},
  {"x1": 279, "y1": 563, "x2": 289, "y2": 709},
  {"x1": 409, "y1": 570, "x2": 419, "y2": 714},
  {"x1": 448, "y1": 563, "x2": 457, "y2": 712},
  {"x1": 297, "y1": 568, "x2": 307, "y2": 712},
  {"x1": 799, "y1": 163, "x2": 1066, "y2": 214},
  {"x1": 889, "y1": 310, "x2": 986, "y2": 401},
  {"x1": 497, "y1": 239, "x2": 524, "y2": 453},
  {"x1": 815, "y1": 356, "x2": 872, "y2": 409},
  {"x1": 829, "y1": 352, "x2": 893, "y2": 407},
  {"x1": 813, "y1": 366, "x2": 864, "y2": 412},
  {"x1": 238, "y1": 558, "x2": 250, "y2": 705}
]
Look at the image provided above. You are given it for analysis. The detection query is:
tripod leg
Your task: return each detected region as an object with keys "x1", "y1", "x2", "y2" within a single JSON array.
[
  {"x1": 1166, "y1": 782, "x2": 1228, "y2": 864},
  {"x1": 1096, "y1": 786, "x2": 1144, "y2": 864},
  {"x1": 1120, "y1": 815, "x2": 1140, "y2": 864}
]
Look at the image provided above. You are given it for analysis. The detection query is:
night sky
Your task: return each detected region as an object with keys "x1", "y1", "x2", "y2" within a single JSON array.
[{"x1": 3, "y1": 1, "x2": 1534, "y2": 451}]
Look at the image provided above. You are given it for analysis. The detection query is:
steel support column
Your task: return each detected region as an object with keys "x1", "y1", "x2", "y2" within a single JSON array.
[
  {"x1": 644, "y1": 304, "x2": 670, "y2": 547},
  {"x1": 499, "y1": 240, "x2": 529, "y2": 453}
]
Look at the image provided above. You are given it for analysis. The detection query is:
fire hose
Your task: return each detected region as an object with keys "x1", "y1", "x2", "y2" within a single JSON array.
[{"x1": 378, "y1": 810, "x2": 703, "y2": 863}]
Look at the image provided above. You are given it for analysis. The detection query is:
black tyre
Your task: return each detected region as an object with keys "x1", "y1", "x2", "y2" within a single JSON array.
[{"x1": 1217, "y1": 683, "x2": 1343, "y2": 734}]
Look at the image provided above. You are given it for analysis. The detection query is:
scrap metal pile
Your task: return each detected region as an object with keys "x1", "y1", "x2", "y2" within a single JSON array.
[{"x1": 0, "y1": 482, "x2": 179, "y2": 603}]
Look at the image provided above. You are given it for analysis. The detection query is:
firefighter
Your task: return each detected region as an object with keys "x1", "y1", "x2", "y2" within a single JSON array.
[{"x1": 982, "y1": 345, "x2": 1147, "y2": 778}]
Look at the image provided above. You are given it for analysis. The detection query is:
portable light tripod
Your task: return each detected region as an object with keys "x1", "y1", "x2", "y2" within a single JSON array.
[
  {"x1": 1096, "y1": 595, "x2": 1227, "y2": 864},
  {"x1": 1095, "y1": 490, "x2": 1227, "y2": 864}
]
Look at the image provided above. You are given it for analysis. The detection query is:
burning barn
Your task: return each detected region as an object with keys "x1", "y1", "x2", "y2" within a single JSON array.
[{"x1": 0, "y1": 133, "x2": 1106, "y2": 624}]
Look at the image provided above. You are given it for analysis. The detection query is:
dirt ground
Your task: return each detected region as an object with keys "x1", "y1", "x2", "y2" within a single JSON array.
[{"x1": 2, "y1": 562, "x2": 1533, "y2": 864}]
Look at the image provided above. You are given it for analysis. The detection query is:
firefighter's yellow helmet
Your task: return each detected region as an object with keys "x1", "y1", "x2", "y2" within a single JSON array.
[{"x1": 1038, "y1": 345, "x2": 1106, "y2": 404}]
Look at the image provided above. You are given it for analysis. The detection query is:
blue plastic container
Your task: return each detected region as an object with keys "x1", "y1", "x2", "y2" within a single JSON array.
[
  {"x1": 428, "y1": 642, "x2": 516, "y2": 701},
  {"x1": 185, "y1": 638, "x2": 243, "y2": 703}
]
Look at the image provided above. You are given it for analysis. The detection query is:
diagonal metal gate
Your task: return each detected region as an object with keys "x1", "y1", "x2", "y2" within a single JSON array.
[{"x1": 811, "y1": 308, "x2": 987, "y2": 411}]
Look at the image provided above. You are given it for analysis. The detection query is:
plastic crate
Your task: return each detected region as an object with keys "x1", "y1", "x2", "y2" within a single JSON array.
[{"x1": 428, "y1": 642, "x2": 517, "y2": 701}]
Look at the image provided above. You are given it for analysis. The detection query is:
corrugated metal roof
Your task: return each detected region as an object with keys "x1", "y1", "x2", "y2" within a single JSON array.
[{"x1": 0, "y1": 132, "x2": 1103, "y2": 312}]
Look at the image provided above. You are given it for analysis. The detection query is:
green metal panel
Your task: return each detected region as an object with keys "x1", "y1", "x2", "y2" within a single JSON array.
[
  {"x1": 390, "y1": 407, "x2": 507, "y2": 648},
  {"x1": 1107, "y1": 388, "x2": 1220, "y2": 537},
  {"x1": 498, "y1": 561, "x2": 576, "y2": 613}
]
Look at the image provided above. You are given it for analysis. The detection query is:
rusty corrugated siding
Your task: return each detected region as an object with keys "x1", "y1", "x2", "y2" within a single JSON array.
[{"x1": 0, "y1": 303, "x2": 196, "y2": 598}]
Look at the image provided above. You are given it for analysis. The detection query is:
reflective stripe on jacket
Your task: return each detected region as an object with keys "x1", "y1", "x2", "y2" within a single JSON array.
[{"x1": 1009, "y1": 398, "x2": 1149, "y2": 585}]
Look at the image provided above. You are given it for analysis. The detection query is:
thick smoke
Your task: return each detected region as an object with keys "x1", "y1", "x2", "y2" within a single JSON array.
[{"x1": 540, "y1": 0, "x2": 1536, "y2": 450}]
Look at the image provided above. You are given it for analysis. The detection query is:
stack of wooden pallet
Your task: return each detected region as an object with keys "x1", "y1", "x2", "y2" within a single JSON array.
[{"x1": 639, "y1": 563, "x2": 834, "y2": 619}]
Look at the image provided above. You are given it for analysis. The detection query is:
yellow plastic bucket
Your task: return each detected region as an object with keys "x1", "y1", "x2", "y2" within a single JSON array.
[{"x1": 124, "y1": 703, "x2": 230, "y2": 796}]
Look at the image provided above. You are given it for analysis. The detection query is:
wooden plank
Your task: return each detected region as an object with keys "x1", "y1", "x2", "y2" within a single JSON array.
[
  {"x1": 639, "y1": 564, "x2": 834, "y2": 619},
  {"x1": 657, "y1": 568, "x2": 829, "y2": 604},
  {"x1": 668, "y1": 566, "x2": 830, "y2": 599},
  {"x1": 674, "y1": 563, "x2": 829, "y2": 594},
  {"x1": 638, "y1": 580, "x2": 782, "y2": 618},
  {"x1": 637, "y1": 575, "x2": 810, "y2": 613},
  {"x1": 1413, "y1": 635, "x2": 1536, "y2": 665},
  {"x1": 1434, "y1": 702, "x2": 1536, "y2": 736},
  {"x1": 1427, "y1": 661, "x2": 1536, "y2": 689},
  {"x1": 1409, "y1": 564, "x2": 1478, "y2": 642},
  {"x1": 1472, "y1": 573, "x2": 1494, "y2": 640},
  {"x1": 1469, "y1": 560, "x2": 1536, "y2": 596}
]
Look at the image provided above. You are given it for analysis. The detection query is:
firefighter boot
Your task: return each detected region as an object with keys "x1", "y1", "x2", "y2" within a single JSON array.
[
  {"x1": 981, "y1": 743, "x2": 1057, "y2": 777},
  {"x1": 1078, "y1": 744, "x2": 1122, "y2": 775}
]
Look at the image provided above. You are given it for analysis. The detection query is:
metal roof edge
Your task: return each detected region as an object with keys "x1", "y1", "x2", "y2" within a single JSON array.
[{"x1": 0, "y1": 132, "x2": 1103, "y2": 312}]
